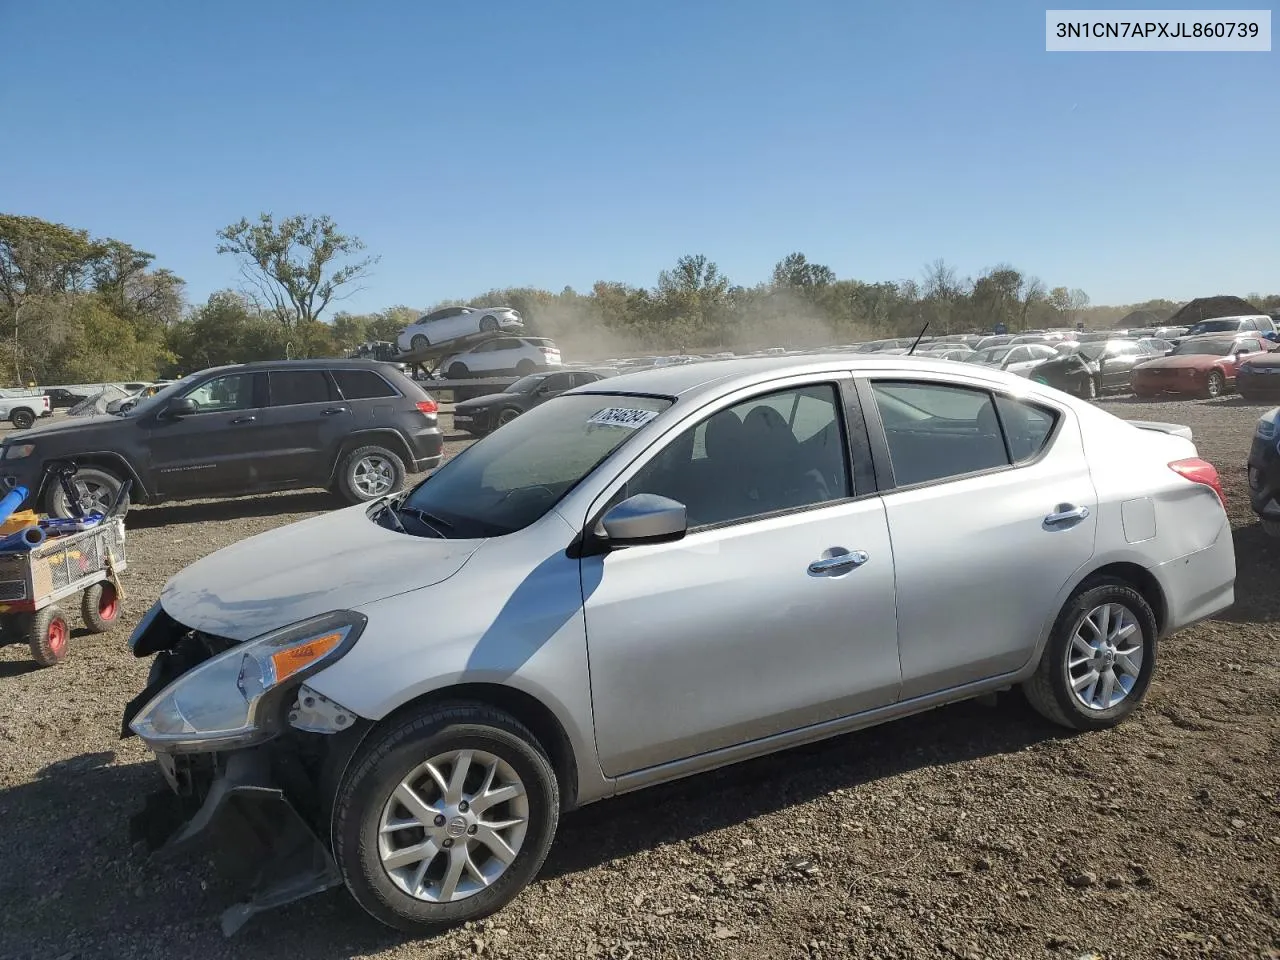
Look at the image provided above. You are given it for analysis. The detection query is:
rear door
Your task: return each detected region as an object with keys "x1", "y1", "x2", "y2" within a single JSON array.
[
  {"x1": 253, "y1": 369, "x2": 353, "y2": 487},
  {"x1": 861, "y1": 376, "x2": 1097, "y2": 698},
  {"x1": 1099, "y1": 341, "x2": 1143, "y2": 389},
  {"x1": 146, "y1": 371, "x2": 267, "y2": 497}
]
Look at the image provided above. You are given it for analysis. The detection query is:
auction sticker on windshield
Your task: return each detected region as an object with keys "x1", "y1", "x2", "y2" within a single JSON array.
[{"x1": 588, "y1": 407, "x2": 660, "y2": 429}]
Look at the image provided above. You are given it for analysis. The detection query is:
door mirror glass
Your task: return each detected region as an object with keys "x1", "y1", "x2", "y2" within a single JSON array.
[
  {"x1": 600, "y1": 494, "x2": 687, "y2": 546},
  {"x1": 165, "y1": 397, "x2": 199, "y2": 417}
]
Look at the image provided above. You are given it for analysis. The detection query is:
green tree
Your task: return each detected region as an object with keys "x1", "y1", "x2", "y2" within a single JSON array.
[{"x1": 216, "y1": 213, "x2": 379, "y2": 339}]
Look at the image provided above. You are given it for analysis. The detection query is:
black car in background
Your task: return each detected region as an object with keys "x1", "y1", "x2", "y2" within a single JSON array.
[
  {"x1": 43, "y1": 388, "x2": 88, "y2": 409},
  {"x1": 1237, "y1": 351, "x2": 1280, "y2": 401},
  {"x1": 0, "y1": 359, "x2": 443, "y2": 518},
  {"x1": 1248, "y1": 407, "x2": 1280, "y2": 537},
  {"x1": 1030, "y1": 338, "x2": 1168, "y2": 398},
  {"x1": 451, "y1": 369, "x2": 609, "y2": 436}
]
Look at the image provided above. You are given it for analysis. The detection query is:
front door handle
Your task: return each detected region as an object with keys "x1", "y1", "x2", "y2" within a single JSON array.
[
  {"x1": 1044, "y1": 504, "x2": 1090, "y2": 526},
  {"x1": 808, "y1": 550, "x2": 869, "y2": 575},
  {"x1": 229, "y1": 416, "x2": 256, "y2": 425}
]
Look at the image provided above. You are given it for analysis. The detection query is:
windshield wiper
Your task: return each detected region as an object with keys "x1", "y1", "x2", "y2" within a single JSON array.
[
  {"x1": 373, "y1": 499, "x2": 407, "y2": 533},
  {"x1": 397, "y1": 505, "x2": 453, "y2": 538}
]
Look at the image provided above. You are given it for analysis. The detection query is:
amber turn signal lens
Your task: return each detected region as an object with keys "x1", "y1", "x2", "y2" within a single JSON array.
[{"x1": 270, "y1": 632, "x2": 343, "y2": 683}]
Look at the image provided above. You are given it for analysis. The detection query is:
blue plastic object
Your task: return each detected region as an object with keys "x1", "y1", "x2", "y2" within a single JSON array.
[
  {"x1": 0, "y1": 485, "x2": 29, "y2": 526},
  {"x1": 0, "y1": 525, "x2": 45, "y2": 552}
]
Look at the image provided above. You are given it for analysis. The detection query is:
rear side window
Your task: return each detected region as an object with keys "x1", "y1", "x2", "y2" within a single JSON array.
[
  {"x1": 332, "y1": 369, "x2": 400, "y2": 400},
  {"x1": 871, "y1": 381, "x2": 1059, "y2": 486},
  {"x1": 269, "y1": 370, "x2": 334, "y2": 406}
]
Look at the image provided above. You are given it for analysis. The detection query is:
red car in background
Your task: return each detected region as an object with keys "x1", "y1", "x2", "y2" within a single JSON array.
[{"x1": 1130, "y1": 333, "x2": 1274, "y2": 399}]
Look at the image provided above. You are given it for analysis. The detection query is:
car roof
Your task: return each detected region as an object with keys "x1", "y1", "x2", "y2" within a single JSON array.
[{"x1": 565, "y1": 352, "x2": 1035, "y2": 404}]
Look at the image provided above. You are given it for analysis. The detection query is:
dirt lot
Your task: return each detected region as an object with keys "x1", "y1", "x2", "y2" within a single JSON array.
[{"x1": 1, "y1": 397, "x2": 1278, "y2": 960}]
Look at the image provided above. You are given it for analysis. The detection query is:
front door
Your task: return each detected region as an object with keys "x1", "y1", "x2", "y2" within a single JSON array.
[
  {"x1": 253, "y1": 369, "x2": 352, "y2": 487},
  {"x1": 581, "y1": 379, "x2": 901, "y2": 778},
  {"x1": 145, "y1": 372, "x2": 267, "y2": 497},
  {"x1": 864, "y1": 377, "x2": 1098, "y2": 699}
]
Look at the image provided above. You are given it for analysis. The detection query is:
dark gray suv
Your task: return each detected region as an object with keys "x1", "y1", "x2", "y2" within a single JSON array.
[{"x1": 0, "y1": 359, "x2": 443, "y2": 518}]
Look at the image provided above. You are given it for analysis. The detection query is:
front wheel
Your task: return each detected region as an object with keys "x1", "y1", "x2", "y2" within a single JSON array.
[
  {"x1": 1022, "y1": 579, "x2": 1157, "y2": 731},
  {"x1": 411, "y1": 335, "x2": 430, "y2": 351},
  {"x1": 1203, "y1": 370, "x2": 1225, "y2": 399},
  {"x1": 446, "y1": 363, "x2": 470, "y2": 380},
  {"x1": 10, "y1": 408, "x2": 35, "y2": 430},
  {"x1": 45, "y1": 466, "x2": 130, "y2": 519},
  {"x1": 479, "y1": 315, "x2": 499, "y2": 332},
  {"x1": 336, "y1": 445, "x2": 406, "y2": 504},
  {"x1": 333, "y1": 703, "x2": 560, "y2": 934},
  {"x1": 515, "y1": 359, "x2": 536, "y2": 375}
]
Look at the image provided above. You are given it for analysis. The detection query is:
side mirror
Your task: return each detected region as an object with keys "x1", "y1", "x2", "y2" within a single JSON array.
[
  {"x1": 164, "y1": 397, "x2": 199, "y2": 418},
  {"x1": 599, "y1": 493, "x2": 687, "y2": 547}
]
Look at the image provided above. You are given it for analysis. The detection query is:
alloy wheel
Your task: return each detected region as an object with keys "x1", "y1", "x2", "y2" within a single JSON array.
[
  {"x1": 352, "y1": 455, "x2": 395, "y2": 498},
  {"x1": 378, "y1": 749, "x2": 529, "y2": 903},
  {"x1": 1064, "y1": 602, "x2": 1144, "y2": 711}
]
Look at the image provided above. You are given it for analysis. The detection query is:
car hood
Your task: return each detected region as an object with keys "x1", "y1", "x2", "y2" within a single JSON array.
[
  {"x1": 1136, "y1": 355, "x2": 1220, "y2": 370},
  {"x1": 455, "y1": 394, "x2": 512, "y2": 412},
  {"x1": 9, "y1": 413, "x2": 123, "y2": 441},
  {"x1": 159, "y1": 503, "x2": 484, "y2": 641}
]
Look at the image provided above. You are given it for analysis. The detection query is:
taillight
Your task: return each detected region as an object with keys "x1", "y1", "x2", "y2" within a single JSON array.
[
  {"x1": 416, "y1": 399, "x2": 438, "y2": 416},
  {"x1": 1169, "y1": 457, "x2": 1225, "y2": 507},
  {"x1": 539, "y1": 347, "x2": 555, "y2": 355}
]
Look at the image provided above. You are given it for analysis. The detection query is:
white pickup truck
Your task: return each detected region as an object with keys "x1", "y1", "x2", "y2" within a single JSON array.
[{"x1": 0, "y1": 390, "x2": 51, "y2": 429}]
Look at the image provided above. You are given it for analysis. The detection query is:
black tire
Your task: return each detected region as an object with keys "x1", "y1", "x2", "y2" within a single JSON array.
[
  {"x1": 336, "y1": 445, "x2": 406, "y2": 504},
  {"x1": 44, "y1": 466, "x2": 130, "y2": 519},
  {"x1": 496, "y1": 407, "x2": 522, "y2": 427},
  {"x1": 10, "y1": 408, "x2": 35, "y2": 430},
  {"x1": 411, "y1": 334, "x2": 430, "y2": 351},
  {"x1": 515, "y1": 359, "x2": 536, "y2": 375},
  {"x1": 447, "y1": 362, "x2": 470, "y2": 380},
  {"x1": 27, "y1": 604, "x2": 71, "y2": 667},
  {"x1": 479, "y1": 315, "x2": 499, "y2": 332},
  {"x1": 1022, "y1": 578, "x2": 1158, "y2": 732},
  {"x1": 1203, "y1": 370, "x2": 1225, "y2": 399},
  {"x1": 333, "y1": 702, "x2": 560, "y2": 935},
  {"x1": 81, "y1": 582, "x2": 122, "y2": 634}
]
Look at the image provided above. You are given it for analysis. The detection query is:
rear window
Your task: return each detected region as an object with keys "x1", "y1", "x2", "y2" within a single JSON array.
[
  {"x1": 269, "y1": 370, "x2": 333, "y2": 406},
  {"x1": 332, "y1": 369, "x2": 400, "y2": 400}
]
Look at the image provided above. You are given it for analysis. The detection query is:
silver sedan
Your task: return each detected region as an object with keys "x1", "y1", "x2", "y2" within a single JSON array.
[{"x1": 123, "y1": 354, "x2": 1236, "y2": 935}]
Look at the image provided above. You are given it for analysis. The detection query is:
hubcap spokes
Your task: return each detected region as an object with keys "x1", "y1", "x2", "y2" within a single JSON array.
[
  {"x1": 354, "y1": 457, "x2": 393, "y2": 497},
  {"x1": 1066, "y1": 602, "x2": 1144, "y2": 710},
  {"x1": 378, "y1": 749, "x2": 529, "y2": 903}
]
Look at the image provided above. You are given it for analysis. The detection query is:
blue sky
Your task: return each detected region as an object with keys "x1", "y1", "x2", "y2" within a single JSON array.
[{"x1": 2, "y1": 0, "x2": 1276, "y2": 312}]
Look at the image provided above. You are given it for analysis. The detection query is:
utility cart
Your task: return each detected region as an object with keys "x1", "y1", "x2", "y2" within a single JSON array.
[{"x1": 0, "y1": 463, "x2": 129, "y2": 666}]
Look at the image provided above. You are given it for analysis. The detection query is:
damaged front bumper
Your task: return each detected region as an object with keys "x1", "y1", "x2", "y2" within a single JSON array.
[
  {"x1": 121, "y1": 604, "x2": 368, "y2": 936},
  {"x1": 131, "y1": 745, "x2": 343, "y2": 936}
]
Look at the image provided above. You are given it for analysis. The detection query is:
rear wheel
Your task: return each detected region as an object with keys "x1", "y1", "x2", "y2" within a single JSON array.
[
  {"x1": 337, "y1": 445, "x2": 406, "y2": 504},
  {"x1": 28, "y1": 605, "x2": 70, "y2": 667},
  {"x1": 333, "y1": 703, "x2": 560, "y2": 934},
  {"x1": 447, "y1": 363, "x2": 470, "y2": 380},
  {"x1": 515, "y1": 359, "x2": 536, "y2": 375},
  {"x1": 479, "y1": 316, "x2": 499, "y2": 332},
  {"x1": 1022, "y1": 579, "x2": 1157, "y2": 731},
  {"x1": 45, "y1": 466, "x2": 130, "y2": 519},
  {"x1": 1203, "y1": 370, "x2": 1225, "y2": 399},
  {"x1": 411, "y1": 335, "x2": 430, "y2": 351},
  {"x1": 81, "y1": 582, "x2": 121, "y2": 633},
  {"x1": 10, "y1": 408, "x2": 35, "y2": 430}
]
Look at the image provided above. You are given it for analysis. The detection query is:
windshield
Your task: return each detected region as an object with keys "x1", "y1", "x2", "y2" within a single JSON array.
[
  {"x1": 1187, "y1": 319, "x2": 1240, "y2": 335},
  {"x1": 396, "y1": 393, "x2": 673, "y2": 537},
  {"x1": 122, "y1": 373, "x2": 201, "y2": 416},
  {"x1": 1173, "y1": 339, "x2": 1236, "y2": 357},
  {"x1": 972, "y1": 346, "x2": 1013, "y2": 364},
  {"x1": 505, "y1": 374, "x2": 548, "y2": 394}
]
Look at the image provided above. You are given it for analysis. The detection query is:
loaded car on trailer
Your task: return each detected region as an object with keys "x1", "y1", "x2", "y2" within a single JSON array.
[{"x1": 0, "y1": 359, "x2": 443, "y2": 518}]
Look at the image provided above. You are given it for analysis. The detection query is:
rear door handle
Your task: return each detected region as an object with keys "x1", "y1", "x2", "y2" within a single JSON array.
[
  {"x1": 229, "y1": 416, "x2": 256, "y2": 425},
  {"x1": 1044, "y1": 504, "x2": 1090, "y2": 525},
  {"x1": 321, "y1": 406, "x2": 348, "y2": 416},
  {"x1": 808, "y1": 550, "x2": 869, "y2": 575}
]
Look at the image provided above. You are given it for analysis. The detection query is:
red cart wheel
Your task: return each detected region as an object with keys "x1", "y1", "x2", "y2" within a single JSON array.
[
  {"x1": 29, "y1": 605, "x2": 70, "y2": 667},
  {"x1": 81, "y1": 582, "x2": 121, "y2": 634}
]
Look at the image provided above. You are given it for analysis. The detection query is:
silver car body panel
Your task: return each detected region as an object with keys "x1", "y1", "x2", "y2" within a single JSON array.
[{"x1": 158, "y1": 354, "x2": 1236, "y2": 809}]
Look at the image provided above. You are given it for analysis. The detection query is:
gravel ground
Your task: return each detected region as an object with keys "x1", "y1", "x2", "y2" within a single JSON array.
[{"x1": 1, "y1": 397, "x2": 1278, "y2": 960}]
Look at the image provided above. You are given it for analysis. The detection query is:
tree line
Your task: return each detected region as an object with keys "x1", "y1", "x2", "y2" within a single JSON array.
[{"x1": 2, "y1": 211, "x2": 1276, "y2": 386}]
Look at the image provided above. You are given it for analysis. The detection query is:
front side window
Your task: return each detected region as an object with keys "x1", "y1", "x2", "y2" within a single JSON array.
[
  {"x1": 871, "y1": 380, "x2": 1057, "y2": 486},
  {"x1": 184, "y1": 373, "x2": 256, "y2": 413},
  {"x1": 623, "y1": 384, "x2": 850, "y2": 528},
  {"x1": 399, "y1": 394, "x2": 673, "y2": 537}
]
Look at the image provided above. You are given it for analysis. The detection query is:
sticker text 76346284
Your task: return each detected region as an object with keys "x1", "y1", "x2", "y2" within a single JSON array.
[{"x1": 587, "y1": 407, "x2": 661, "y2": 429}]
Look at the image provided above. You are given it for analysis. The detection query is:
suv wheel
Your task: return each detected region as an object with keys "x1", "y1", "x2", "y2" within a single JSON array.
[
  {"x1": 333, "y1": 703, "x2": 560, "y2": 934},
  {"x1": 10, "y1": 408, "x2": 35, "y2": 430},
  {"x1": 1022, "y1": 578, "x2": 1157, "y2": 731},
  {"x1": 337, "y1": 445, "x2": 406, "y2": 504},
  {"x1": 515, "y1": 359, "x2": 536, "y2": 375},
  {"x1": 45, "y1": 467, "x2": 130, "y2": 519}
]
